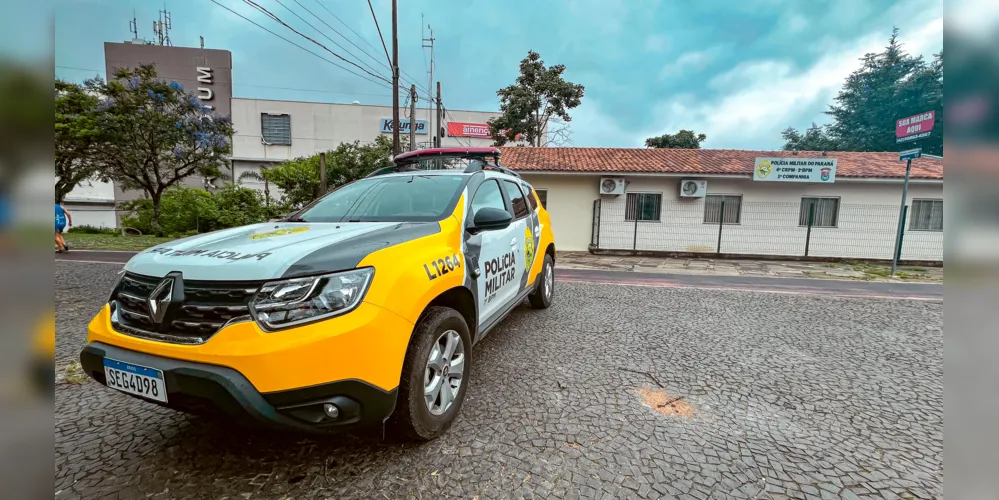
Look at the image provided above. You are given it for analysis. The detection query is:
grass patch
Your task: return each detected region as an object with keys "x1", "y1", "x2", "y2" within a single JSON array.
[
  {"x1": 903, "y1": 266, "x2": 928, "y2": 272},
  {"x1": 894, "y1": 271, "x2": 925, "y2": 280},
  {"x1": 64, "y1": 233, "x2": 175, "y2": 251},
  {"x1": 58, "y1": 362, "x2": 88, "y2": 385}
]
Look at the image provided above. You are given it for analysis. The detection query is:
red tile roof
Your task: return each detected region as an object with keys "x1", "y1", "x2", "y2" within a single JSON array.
[{"x1": 498, "y1": 147, "x2": 943, "y2": 179}]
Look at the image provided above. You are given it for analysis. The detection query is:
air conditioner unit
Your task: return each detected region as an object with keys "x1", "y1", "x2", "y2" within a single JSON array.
[
  {"x1": 679, "y1": 179, "x2": 707, "y2": 198},
  {"x1": 599, "y1": 177, "x2": 626, "y2": 196}
]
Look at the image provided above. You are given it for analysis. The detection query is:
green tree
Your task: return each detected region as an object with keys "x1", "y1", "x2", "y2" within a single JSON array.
[
  {"x1": 55, "y1": 79, "x2": 103, "y2": 203},
  {"x1": 92, "y1": 65, "x2": 235, "y2": 234},
  {"x1": 781, "y1": 29, "x2": 943, "y2": 155},
  {"x1": 262, "y1": 135, "x2": 396, "y2": 209},
  {"x1": 827, "y1": 29, "x2": 943, "y2": 155},
  {"x1": 0, "y1": 60, "x2": 51, "y2": 200},
  {"x1": 780, "y1": 123, "x2": 841, "y2": 151},
  {"x1": 206, "y1": 184, "x2": 268, "y2": 231},
  {"x1": 487, "y1": 50, "x2": 585, "y2": 147},
  {"x1": 644, "y1": 129, "x2": 707, "y2": 149}
]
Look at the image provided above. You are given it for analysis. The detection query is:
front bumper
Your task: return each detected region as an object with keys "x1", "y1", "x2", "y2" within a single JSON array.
[
  {"x1": 82, "y1": 300, "x2": 415, "y2": 432},
  {"x1": 80, "y1": 342, "x2": 397, "y2": 432}
]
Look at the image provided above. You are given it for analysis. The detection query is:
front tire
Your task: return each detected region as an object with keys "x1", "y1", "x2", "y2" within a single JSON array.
[
  {"x1": 389, "y1": 307, "x2": 471, "y2": 441},
  {"x1": 529, "y1": 254, "x2": 555, "y2": 309}
]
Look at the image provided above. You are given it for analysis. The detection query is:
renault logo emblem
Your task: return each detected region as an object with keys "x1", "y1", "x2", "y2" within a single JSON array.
[{"x1": 147, "y1": 277, "x2": 175, "y2": 325}]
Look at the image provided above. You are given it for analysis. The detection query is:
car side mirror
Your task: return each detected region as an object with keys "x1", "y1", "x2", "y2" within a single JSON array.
[{"x1": 469, "y1": 207, "x2": 513, "y2": 233}]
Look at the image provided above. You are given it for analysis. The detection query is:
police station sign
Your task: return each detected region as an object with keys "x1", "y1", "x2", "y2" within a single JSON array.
[{"x1": 753, "y1": 157, "x2": 837, "y2": 183}]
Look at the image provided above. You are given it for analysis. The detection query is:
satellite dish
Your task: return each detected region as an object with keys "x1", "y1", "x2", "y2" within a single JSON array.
[{"x1": 351, "y1": 100, "x2": 361, "y2": 105}]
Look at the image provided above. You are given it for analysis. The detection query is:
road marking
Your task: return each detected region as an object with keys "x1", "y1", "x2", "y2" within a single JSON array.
[{"x1": 555, "y1": 276, "x2": 943, "y2": 302}]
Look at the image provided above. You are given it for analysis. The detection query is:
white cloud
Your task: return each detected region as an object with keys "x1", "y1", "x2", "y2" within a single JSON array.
[
  {"x1": 644, "y1": 34, "x2": 669, "y2": 53},
  {"x1": 658, "y1": 47, "x2": 723, "y2": 81},
  {"x1": 643, "y1": 16, "x2": 944, "y2": 150},
  {"x1": 786, "y1": 13, "x2": 809, "y2": 33}
]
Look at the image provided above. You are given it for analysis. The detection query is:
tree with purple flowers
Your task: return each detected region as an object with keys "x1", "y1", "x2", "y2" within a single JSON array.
[{"x1": 92, "y1": 65, "x2": 235, "y2": 234}]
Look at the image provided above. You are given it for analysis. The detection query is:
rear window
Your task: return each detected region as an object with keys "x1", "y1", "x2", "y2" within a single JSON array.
[
  {"x1": 296, "y1": 175, "x2": 465, "y2": 222},
  {"x1": 502, "y1": 180, "x2": 530, "y2": 219},
  {"x1": 525, "y1": 185, "x2": 539, "y2": 211}
]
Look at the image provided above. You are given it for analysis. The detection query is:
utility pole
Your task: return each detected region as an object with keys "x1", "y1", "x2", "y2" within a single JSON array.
[
  {"x1": 409, "y1": 85, "x2": 417, "y2": 152},
  {"x1": 319, "y1": 152, "x2": 327, "y2": 194},
  {"x1": 890, "y1": 156, "x2": 915, "y2": 277},
  {"x1": 436, "y1": 81, "x2": 442, "y2": 148},
  {"x1": 422, "y1": 20, "x2": 434, "y2": 149},
  {"x1": 390, "y1": 0, "x2": 401, "y2": 156}
]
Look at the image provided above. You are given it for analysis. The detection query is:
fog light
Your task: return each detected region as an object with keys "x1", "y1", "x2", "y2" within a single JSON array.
[{"x1": 323, "y1": 403, "x2": 339, "y2": 419}]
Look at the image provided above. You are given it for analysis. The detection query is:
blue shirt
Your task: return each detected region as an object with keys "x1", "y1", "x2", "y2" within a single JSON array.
[{"x1": 55, "y1": 204, "x2": 67, "y2": 228}]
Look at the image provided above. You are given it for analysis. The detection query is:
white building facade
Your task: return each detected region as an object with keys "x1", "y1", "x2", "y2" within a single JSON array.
[
  {"x1": 230, "y1": 98, "x2": 506, "y2": 194},
  {"x1": 505, "y1": 148, "x2": 944, "y2": 262}
]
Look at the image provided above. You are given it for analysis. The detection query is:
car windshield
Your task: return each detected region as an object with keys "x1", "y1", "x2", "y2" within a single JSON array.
[{"x1": 295, "y1": 174, "x2": 465, "y2": 223}]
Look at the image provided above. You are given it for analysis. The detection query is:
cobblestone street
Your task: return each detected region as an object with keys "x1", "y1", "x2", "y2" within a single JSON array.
[{"x1": 55, "y1": 262, "x2": 943, "y2": 499}]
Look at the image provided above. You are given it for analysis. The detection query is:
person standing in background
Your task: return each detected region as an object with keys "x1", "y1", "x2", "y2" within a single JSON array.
[{"x1": 55, "y1": 203, "x2": 71, "y2": 252}]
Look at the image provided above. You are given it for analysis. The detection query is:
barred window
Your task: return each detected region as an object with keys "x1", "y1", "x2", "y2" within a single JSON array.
[
  {"x1": 909, "y1": 199, "x2": 943, "y2": 231},
  {"x1": 799, "y1": 197, "x2": 839, "y2": 227},
  {"x1": 534, "y1": 189, "x2": 548, "y2": 209},
  {"x1": 261, "y1": 113, "x2": 291, "y2": 145},
  {"x1": 625, "y1": 193, "x2": 662, "y2": 222},
  {"x1": 704, "y1": 195, "x2": 742, "y2": 224}
]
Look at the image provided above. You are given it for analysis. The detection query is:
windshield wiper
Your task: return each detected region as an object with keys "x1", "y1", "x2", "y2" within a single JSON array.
[{"x1": 286, "y1": 216, "x2": 306, "y2": 222}]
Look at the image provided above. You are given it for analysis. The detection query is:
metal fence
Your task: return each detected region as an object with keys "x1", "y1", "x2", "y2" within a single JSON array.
[{"x1": 592, "y1": 199, "x2": 943, "y2": 262}]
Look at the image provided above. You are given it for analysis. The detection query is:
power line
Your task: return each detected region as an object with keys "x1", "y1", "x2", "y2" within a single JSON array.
[
  {"x1": 363, "y1": 0, "x2": 433, "y2": 99},
  {"x1": 311, "y1": 0, "x2": 431, "y2": 100},
  {"x1": 444, "y1": 106, "x2": 473, "y2": 148},
  {"x1": 281, "y1": 0, "x2": 388, "y2": 81},
  {"x1": 55, "y1": 65, "x2": 398, "y2": 98},
  {"x1": 209, "y1": 0, "x2": 394, "y2": 91},
  {"x1": 366, "y1": 0, "x2": 392, "y2": 69},
  {"x1": 304, "y1": 0, "x2": 389, "y2": 72},
  {"x1": 240, "y1": 0, "x2": 392, "y2": 85}
]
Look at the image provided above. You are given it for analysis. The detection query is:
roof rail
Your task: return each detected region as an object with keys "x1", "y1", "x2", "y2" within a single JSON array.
[
  {"x1": 365, "y1": 165, "x2": 419, "y2": 178},
  {"x1": 464, "y1": 162, "x2": 520, "y2": 178}
]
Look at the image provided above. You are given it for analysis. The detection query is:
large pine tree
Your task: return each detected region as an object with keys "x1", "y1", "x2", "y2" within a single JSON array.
[{"x1": 783, "y1": 29, "x2": 943, "y2": 155}]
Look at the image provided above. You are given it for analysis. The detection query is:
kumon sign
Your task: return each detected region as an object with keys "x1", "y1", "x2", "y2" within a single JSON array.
[{"x1": 753, "y1": 157, "x2": 837, "y2": 183}]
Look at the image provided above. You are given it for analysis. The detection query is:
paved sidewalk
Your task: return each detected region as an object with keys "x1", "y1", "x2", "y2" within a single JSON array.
[{"x1": 558, "y1": 252, "x2": 943, "y2": 282}]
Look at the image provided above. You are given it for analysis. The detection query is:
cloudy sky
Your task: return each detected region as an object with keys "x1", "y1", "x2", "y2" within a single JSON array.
[{"x1": 54, "y1": 0, "x2": 942, "y2": 149}]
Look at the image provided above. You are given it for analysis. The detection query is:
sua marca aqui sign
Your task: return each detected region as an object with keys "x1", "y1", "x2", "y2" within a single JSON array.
[
  {"x1": 895, "y1": 110, "x2": 935, "y2": 143},
  {"x1": 753, "y1": 157, "x2": 837, "y2": 183}
]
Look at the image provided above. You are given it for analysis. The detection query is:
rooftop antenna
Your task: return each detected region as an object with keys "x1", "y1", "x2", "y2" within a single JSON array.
[
  {"x1": 154, "y1": 9, "x2": 173, "y2": 46},
  {"x1": 200, "y1": 35, "x2": 205, "y2": 49},
  {"x1": 129, "y1": 11, "x2": 139, "y2": 40}
]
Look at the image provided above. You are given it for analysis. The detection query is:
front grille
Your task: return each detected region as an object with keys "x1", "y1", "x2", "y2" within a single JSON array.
[{"x1": 111, "y1": 272, "x2": 264, "y2": 344}]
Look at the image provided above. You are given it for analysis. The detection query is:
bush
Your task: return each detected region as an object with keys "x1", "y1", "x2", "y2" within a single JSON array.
[
  {"x1": 119, "y1": 185, "x2": 269, "y2": 237},
  {"x1": 66, "y1": 225, "x2": 119, "y2": 235}
]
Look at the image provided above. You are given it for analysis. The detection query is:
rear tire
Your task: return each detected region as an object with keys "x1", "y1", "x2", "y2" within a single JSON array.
[
  {"x1": 528, "y1": 254, "x2": 554, "y2": 309},
  {"x1": 389, "y1": 307, "x2": 471, "y2": 441}
]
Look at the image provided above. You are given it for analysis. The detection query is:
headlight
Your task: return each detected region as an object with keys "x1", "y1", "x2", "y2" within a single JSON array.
[{"x1": 249, "y1": 268, "x2": 374, "y2": 331}]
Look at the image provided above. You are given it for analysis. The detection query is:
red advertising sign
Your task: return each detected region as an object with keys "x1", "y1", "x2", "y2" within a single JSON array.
[
  {"x1": 447, "y1": 122, "x2": 492, "y2": 138},
  {"x1": 895, "y1": 110, "x2": 935, "y2": 143}
]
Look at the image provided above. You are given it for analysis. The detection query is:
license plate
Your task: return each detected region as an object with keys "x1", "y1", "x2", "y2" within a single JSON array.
[{"x1": 103, "y1": 358, "x2": 167, "y2": 403}]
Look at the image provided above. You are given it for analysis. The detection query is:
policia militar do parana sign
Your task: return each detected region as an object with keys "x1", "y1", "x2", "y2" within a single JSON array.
[{"x1": 753, "y1": 157, "x2": 837, "y2": 183}]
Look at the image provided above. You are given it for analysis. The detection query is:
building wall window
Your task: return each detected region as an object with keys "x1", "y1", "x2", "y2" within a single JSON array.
[
  {"x1": 909, "y1": 199, "x2": 943, "y2": 231},
  {"x1": 625, "y1": 193, "x2": 662, "y2": 222},
  {"x1": 261, "y1": 113, "x2": 291, "y2": 145},
  {"x1": 704, "y1": 195, "x2": 742, "y2": 224},
  {"x1": 534, "y1": 188, "x2": 548, "y2": 209},
  {"x1": 799, "y1": 197, "x2": 840, "y2": 227}
]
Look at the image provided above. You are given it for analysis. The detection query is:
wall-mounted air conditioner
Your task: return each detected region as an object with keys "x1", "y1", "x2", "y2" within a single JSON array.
[
  {"x1": 599, "y1": 177, "x2": 626, "y2": 195},
  {"x1": 679, "y1": 179, "x2": 707, "y2": 198}
]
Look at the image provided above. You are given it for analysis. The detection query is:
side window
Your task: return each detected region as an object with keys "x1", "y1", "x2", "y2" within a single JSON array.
[
  {"x1": 525, "y1": 185, "x2": 539, "y2": 211},
  {"x1": 502, "y1": 180, "x2": 530, "y2": 219},
  {"x1": 470, "y1": 180, "x2": 506, "y2": 216}
]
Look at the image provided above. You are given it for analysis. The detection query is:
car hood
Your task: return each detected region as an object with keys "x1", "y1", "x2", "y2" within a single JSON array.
[{"x1": 123, "y1": 221, "x2": 441, "y2": 281}]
